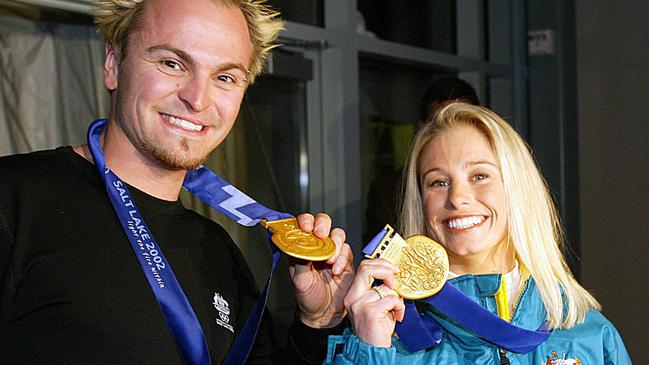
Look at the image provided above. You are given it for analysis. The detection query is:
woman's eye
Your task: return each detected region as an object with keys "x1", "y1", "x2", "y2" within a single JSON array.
[
  {"x1": 473, "y1": 173, "x2": 488, "y2": 181},
  {"x1": 431, "y1": 180, "x2": 449, "y2": 188}
]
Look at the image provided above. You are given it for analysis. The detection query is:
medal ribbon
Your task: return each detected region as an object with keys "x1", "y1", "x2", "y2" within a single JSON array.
[
  {"x1": 363, "y1": 228, "x2": 551, "y2": 354},
  {"x1": 88, "y1": 119, "x2": 290, "y2": 365},
  {"x1": 184, "y1": 164, "x2": 291, "y2": 365}
]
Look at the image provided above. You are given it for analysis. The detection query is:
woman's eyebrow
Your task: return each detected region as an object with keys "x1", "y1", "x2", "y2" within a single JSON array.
[{"x1": 466, "y1": 160, "x2": 498, "y2": 168}]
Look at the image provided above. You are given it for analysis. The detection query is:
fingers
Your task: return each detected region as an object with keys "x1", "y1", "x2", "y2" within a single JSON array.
[
  {"x1": 345, "y1": 259, "x2": 399, "y2": 304},
  {"x1": 326, "y1": 227, "x2": 346, "y2": 267},
  {"x1": 373, "y1": 285, "x2": 406, "y2": 322},
  {"x1": 393, "y1": 296, "x2": 406, "y2": 322},
  {"x1": 343, "y1": 271, "x2": 405, "y2": 348},
  {"x1": 362, "y1": 285, "x2": 399, "y2": 303},
  {"x1": 351, "y1": 283, "x2": 404, "y2": 313},
  {"x1": 361, "y1": 259, "x2": 400, "y2": 289},
  {"x1": 297, "y1": 213, "x2": 331, "y2": 237},
  {"x1": 296, "y1": 213, "x2": 315, "y2": 232},
  {"x1": 331, "y1": 241, "x2": 353, "y2": 276},
  {"x1": 287, "y1": 256, "x2": 312, "y2": 281},
  {"x1": 312, "y1": 213, "x2": 332, "y2": 237},
  {"x1": 366, "y1": 286, "x2": 404, "y2": 322},
  {"x1": 297, "y1": 213, "x2": 351, "y2": 275},
  {"x1": 370, "y1": 285, "x2": 393, "y2": 301}
]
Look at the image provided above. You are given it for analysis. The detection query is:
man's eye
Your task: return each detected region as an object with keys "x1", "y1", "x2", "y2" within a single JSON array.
[
  {"x1": 162, "y1": 60, "x2": 181, "y2": 70},
  {"x1": 155, "y1": 59, "x2": 186, "y2": 76},
  {"x1": 215, "y1": 73, "x2": 247, "y2": 90},
  {"x1": 217, "y1": 74, "x2": 235, "y2": 83}
]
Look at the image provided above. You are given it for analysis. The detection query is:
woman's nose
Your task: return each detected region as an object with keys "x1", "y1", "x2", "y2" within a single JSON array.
[{"x1": 446, "y1": 181, "x2": 472, "y2": 209}]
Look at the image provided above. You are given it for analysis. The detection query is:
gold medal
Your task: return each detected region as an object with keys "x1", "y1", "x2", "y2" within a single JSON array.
[
  {"x1": 261, "y1": 217, "x2": 336, "y2": 261},
  {"x1": 365, "y1": 225, "x2": 449, "y2": 300}
]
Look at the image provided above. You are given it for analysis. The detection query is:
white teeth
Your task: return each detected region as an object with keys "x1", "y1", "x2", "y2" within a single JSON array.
[
  {"x1": 162, "y1": 114, "x2": 203, "y2": 132},
  {"x1": 447, "y1": 216, "x2": 484, "y2": 229}
]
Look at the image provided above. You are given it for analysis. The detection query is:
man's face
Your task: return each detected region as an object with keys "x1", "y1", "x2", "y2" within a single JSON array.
[{"x1": 104, "y1": 0, "x2": 253, "y2": 170}]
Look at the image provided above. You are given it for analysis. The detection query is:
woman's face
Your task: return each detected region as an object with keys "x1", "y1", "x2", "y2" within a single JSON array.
[{"x1": 419, "y1": 124, "x2": 509, "y2": 269}]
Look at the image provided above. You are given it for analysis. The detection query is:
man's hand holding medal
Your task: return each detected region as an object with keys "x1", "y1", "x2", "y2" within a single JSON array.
[{"x1": 264, "y1": 214, "x2": 355, "y2": 329}]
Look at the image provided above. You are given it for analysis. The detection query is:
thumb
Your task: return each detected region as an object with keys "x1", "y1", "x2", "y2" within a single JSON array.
[{"x1": 289, "y1": 257, "x2": 313, "y2": 280}]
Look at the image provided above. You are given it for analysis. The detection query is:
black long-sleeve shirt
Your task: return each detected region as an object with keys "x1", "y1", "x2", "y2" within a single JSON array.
[{"x1": 0, "y1": 147, "x2": 339, "y2": 364}]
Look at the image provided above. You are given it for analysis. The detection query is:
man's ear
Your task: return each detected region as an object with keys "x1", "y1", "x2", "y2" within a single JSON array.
[{"x1": 104, "y1": 42, "x2": 119, "y2": 91}]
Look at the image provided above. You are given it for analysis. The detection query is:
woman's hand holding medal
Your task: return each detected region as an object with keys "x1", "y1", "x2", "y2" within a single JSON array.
[{"x1": 343, "y1": 258, "x2": 405, "y2": 348}]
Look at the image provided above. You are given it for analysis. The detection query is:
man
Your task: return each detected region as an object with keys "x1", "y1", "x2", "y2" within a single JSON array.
[
  {"x1": 364, "y1": 77, "x2": 480, "y2": 242},
  {"x1": 0, "y1": 0, "x2": 352, "y2": 363}
]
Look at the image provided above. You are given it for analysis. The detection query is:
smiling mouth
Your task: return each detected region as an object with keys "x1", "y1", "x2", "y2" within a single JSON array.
[
  {"x1": 161, "y1": 113, "x2": 204, "y2": 132},
  {"x1": 445, "y1": 216, "x2": 486, "y2": 230}
]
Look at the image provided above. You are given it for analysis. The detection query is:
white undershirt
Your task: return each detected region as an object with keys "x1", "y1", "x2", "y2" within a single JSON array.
[{"x1": 503, "y1": 261, "x2": 522, "y2": 312}]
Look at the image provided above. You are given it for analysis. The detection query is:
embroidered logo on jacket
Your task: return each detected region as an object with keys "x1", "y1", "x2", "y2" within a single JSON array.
[
  {"x1": 213, "y1": 292, "x2": 234, "y2": 333},
  {"x1": 543, "y1": 351, "x2": 582, "y2": 365}
]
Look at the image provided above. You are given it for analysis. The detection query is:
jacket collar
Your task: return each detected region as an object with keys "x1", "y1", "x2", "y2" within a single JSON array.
[{"x1": 422, "y1": 275, "x2": 548, "y2": 333}]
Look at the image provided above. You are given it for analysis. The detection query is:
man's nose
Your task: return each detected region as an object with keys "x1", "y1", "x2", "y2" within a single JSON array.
[{"x1": 178, "y1": 76, "x2": 211, "y2": 113}]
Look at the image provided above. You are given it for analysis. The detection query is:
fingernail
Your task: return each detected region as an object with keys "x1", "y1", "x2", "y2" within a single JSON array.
[{"x1": 315, "y1": 226, "x2": 325, "y2": 235}]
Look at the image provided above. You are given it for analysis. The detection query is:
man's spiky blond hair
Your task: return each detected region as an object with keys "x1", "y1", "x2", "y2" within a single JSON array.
[{"x1": 94, "y1": 0, "x2": 284, "y2": 83}]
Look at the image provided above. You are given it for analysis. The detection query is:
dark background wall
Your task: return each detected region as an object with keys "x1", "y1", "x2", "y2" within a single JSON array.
[
  {"x1": 575, "y1": 1, "x2": 649, "y2": 363},
  {"x1": 524, "y1": 1, "x2": 647, "y2": 362}
]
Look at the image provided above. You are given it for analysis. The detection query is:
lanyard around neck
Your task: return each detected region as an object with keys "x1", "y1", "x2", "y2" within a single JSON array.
[{"x1": 87, "y1": 119, "x2": 290, "y2": 365}]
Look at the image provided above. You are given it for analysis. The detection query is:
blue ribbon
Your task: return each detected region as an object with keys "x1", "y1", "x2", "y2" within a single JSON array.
[
  {"x1": 88, "y1": 119, "x2": 290, "y2": 365},
  {"x1": 394, "y1": 301, "x2": 444, "y2": 351},
  {"x1": 184, "y1": 167, "x2": 291, "y2": 365},
  {"x1": 363, "y1": 227, "x2": 550, "y2": 354}
]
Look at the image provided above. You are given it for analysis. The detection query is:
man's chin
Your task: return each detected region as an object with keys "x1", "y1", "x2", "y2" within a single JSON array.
[
  {"x1": 156, "y1": 154, "x2": 206, "y2": 171},
  {"x1": 143, "y1": 144, "x2": 207, "y2": 171}
]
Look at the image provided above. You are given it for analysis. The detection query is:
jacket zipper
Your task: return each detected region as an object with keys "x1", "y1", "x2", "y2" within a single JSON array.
[
  {"x1": 498, "y1": 276, "x2": 530, "y2": 365},
  {"x1": 509, "y1": 276, "x2": 530, "y2": 321},
  {"x1": 498, "y1": 347, "x2": 511, "y2": 364}
]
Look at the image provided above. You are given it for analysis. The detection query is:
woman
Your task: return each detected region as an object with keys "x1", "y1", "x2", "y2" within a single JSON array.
[{"x1": 326, "y1": 103, "x2": 631, "y2": 364}]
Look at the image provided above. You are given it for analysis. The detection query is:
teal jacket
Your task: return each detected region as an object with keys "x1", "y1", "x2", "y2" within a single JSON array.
[{"x1": 325, "y1": 274, "x2": 631, "y2": 364}]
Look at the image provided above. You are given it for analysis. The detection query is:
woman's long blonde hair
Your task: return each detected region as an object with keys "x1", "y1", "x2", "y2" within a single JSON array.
[{"x1": 398, "y1": 103, "x2": 600, "y2": 329}]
